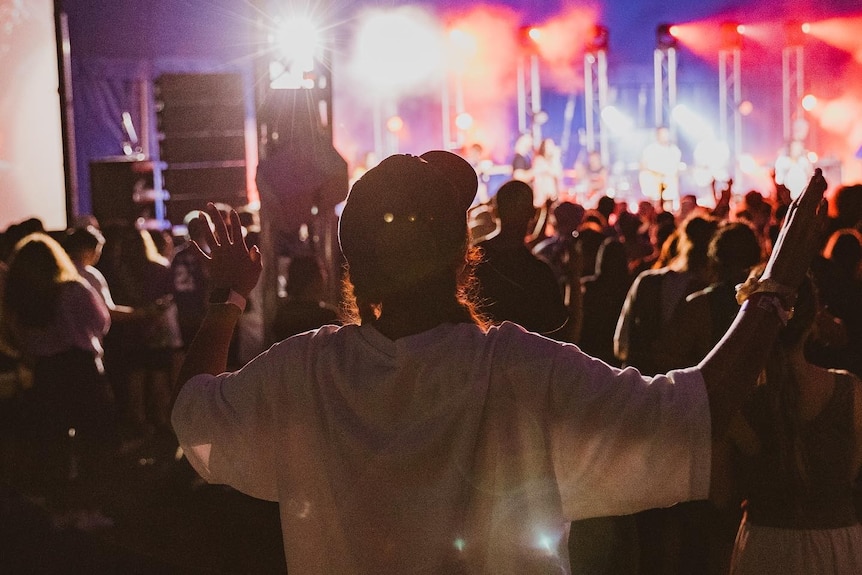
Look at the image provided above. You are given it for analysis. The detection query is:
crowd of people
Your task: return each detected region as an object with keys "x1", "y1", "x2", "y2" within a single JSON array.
[{"x1": 1, "y1": 138, "x2": 861, "y2": 573}]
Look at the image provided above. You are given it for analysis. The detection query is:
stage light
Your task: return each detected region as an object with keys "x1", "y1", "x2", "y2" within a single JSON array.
[
  {"x1": 801, "y1": 22, "x2": 812, "y2": 34},
  {"x1": 448, "y1": 29, "x2": 478, "y2": 59},
  {"x1": 268, "y1": 16, "x2": 322, "y2": 89},
  {"x1": 739, "y1": 100, "x2": 754, "y2": 116},
  {"x1": 656, "y1": 24, "x2": 678, "y2": 50},
  {"x1": 351, "y1": 8, "x2": 445, "y2": 94},
  {"x1": 386, "y1": 115, "x2": 404, "y2": 133},
  {"x1": 801, "y1": 94, "x2": 818, "y2": 111},
  {"x1": 601, "y1": 105, "x2": 634, "y2": 135},
  {"x1": 587, "y1": 24, "x2": 609, "y2": 52},
  {"x1": 528, "y1": 27, "x2": 542, "y2": 42},
  {"x1": 736, "y1": 24, "x2": 746, "y2": 35},
  {"x1": 720, "y1": 22, "x2": 743, "y2": 51},
  {"x1": 784, "y1": 21, "x2": 808, "y2": 47},
  {"x1": 533, "y1": 110, "x2": 549, "y2": 126},
  {"x1": 672, "y1": 104, "x2": 715, "y2": 141},
  {"x1": 273, "y1": 16, "x2": 320, "y2": 66},
  {"x1": 455, "y1": 112, "x2": 473, "y2": 130},
  {"x1": 738, "y1": 154, "x2": 760, "y2": 175}
]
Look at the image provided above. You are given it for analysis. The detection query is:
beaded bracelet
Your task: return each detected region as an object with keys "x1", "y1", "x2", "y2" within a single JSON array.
[{"x1": 735, "y1": 276, "x2": 796, "y2": 306}]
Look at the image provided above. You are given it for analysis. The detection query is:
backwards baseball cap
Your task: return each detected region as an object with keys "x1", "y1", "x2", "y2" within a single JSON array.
[{"x1": 338, "y1": 151, "x2": 478, "y2": 296}]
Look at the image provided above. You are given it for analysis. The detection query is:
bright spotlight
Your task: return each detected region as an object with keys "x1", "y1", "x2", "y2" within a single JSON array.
[
  {"x1": 738, "y1": 154, "x2": 760, "y2": 175},
  {"x1": 268, "y1": 16, "x2": 322, "y2": 90},
  {"x1": 455, "y1": 112, "x2": 473, "y2": 130},
  {"x1": 386, "y1": 115, "x2": 404, "y2": 133},
  {"x1": 448, "y1": 29, "x2": 478, "y2": 58},
  {"x1": 801, "y1": 94, "x2": 818, "y2": 111},
  {"x1": 528, "y1": 27, "x2": 542, "y2": 42},
  {"x1": 784, "y1": 21, "x2": 808, "y2": 47},
  {"x1": 601, "y1": 106, "x2": 634, "y2": 135},
  {"x1": 801, "y1": 22, "x2": 811, "y2": 34},
  {"x1": 352, "y1": 8, "x2": 445, "y2": 94},
  {"x1": 737, "y1": 24, "x2": 746, "y2": 35},
  {"x1": 739, "y1": 100, "x2": 754, "y2": 116},
  {"x1": 657, "y1": 24, "x2": 679, "y2": 49},
  {"x1": 588, "y1": 24, "x2": 610, "y2": 52},
  {"x1": 720, "y1": 22, "x2": 743, "y2": 50},
  {"x1": 672, "y1": 104, "x2": 715, "y2": 141},
  {"x1": 273, "y1": 17, "x2": 320, "y2": 65}
]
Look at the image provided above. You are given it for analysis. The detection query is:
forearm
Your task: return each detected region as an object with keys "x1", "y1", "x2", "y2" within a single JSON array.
[
  {"x1": 172, "y1": 303, "x2": 242, "y2": 408},
  {"x1": 698, "y1": 295, "x2": 784, "y2": 437}
]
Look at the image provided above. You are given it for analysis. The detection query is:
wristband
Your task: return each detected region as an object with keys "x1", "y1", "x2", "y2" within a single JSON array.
[
  {"x1": 735, "y1": 276, "x2": 796, "y2": 307},
  {"x1": 209, "y1": 288, "x2": 247, "y2": 312},
  {"x1": 741, "y1": 293, "x2": 794, "y2": 326}
]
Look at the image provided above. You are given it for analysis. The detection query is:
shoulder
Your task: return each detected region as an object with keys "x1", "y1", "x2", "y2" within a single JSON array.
[
  {"x1": 61, "y1": 278, "x2": 97, "y2": 299},
  {"x1": 59, "y1": 279, "x2": 104, "y2": 312}
]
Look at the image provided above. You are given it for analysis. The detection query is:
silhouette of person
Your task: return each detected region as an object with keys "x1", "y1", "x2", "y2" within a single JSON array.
[{"x1": 171, "y1": 157, "x2": 828, "y2": 574}]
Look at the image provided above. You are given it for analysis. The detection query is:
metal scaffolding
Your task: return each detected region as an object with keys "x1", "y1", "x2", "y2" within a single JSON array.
[
  {"x1": 718, "y1": 47, "x2": 742, "y2": 182},
  {"x1": 782, "y1": 45, "x2": 804, "y2": 143},
  {"x1": 653, "y1": 46, "x2": 677, "y2": 131},
  {"x1": 584, "y1": 48, "x2": 609, "y2": 168}
]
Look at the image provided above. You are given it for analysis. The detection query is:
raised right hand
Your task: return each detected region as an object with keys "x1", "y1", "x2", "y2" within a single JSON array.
[{"x1": 760, "y1": 168, "x2": 828, "y2": 292}]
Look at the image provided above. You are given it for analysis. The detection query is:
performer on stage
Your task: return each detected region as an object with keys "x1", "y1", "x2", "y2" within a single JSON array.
[
  {"x1": 532, "y1": 138, "x2": 564, "y2": 207},
  {"x1": 639, "y1": 127, "x2": 682, "y2": 212},
  {"x1": 574, "y1": 150, "x2": 609, "y2": 207},
  {"x1": 511, "y1": 133, "x2": 534, "y2": 185}
]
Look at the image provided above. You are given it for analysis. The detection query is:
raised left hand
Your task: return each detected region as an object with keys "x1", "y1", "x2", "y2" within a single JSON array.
[{"x1": 193, "y1": 203, "x2": 262, "y2": 299}]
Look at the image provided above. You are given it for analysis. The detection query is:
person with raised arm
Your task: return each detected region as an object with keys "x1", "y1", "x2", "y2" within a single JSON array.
[{"x1": 171, "y1": 153, "x2": 826, "y2": 575}]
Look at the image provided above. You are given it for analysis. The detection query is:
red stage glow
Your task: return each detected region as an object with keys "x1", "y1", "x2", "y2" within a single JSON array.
[
  {"x1": 662, "y1": 22, "x2": 722, "y2": 60},
  {"x1": 806, "y1": 16, "x2": 862, "y2": 63},
  {"x1": 529, "y1": 6, "x2": 599, "y2": 92},
  {"x1": 443, "y1": 5, "x2": 522, "y2": 161}
]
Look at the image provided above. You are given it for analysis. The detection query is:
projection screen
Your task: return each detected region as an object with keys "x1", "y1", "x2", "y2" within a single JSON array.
[{"x1": 0, "y1": 0, "x2": 68, "y2": 231}]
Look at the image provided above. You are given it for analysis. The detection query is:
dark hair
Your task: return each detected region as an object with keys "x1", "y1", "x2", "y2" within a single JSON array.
[
  {"x1": 341, "y1": 244, "x2": 487, "y2": 330},
  {"x1": 64, "y1": 225, "x2": 105, "y2": 256},
  {"x1": 494, "y1": 180, "x2": 535, "y2": 224},
  {"x1": 823, "y1": 228, "x2": 861, "y2": 272},
  {"x1": 3, "y1": 233, "x2": 79, "y2": 329},
  {"x1": 708, "y1": 221, "x2": 763, "y2": 280},
  {"x1": 675, "y1": 214, "x2": 718, "y2": 273}
]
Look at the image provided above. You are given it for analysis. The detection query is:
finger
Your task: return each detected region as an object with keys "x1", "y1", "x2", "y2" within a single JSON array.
[
  {"x1": 205, "y1": 203, "x2": 230, "y2": 246},
  {"x1": 190, "y1": 239, "x2": 211, "y2": 260},
  {"x1": 249, "y1": 245, "x2": 261, "y2": 263},
  {"x1": 816, "y1": 198, "x2": 829, "y2": 229},
  {"x1": 229, "y1": 210, "x2": 244, "y2": 248},
  {"x1": 195, "y1": 213, "x2": 217, "y2": 248},
  {"x1": 801, "y1": 169, "x2": 826, "y2": 205}
]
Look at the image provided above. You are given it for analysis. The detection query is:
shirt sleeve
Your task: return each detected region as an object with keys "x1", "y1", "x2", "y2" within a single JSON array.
[
  {"x1": 171, "y1": 345, "x2": 284, "y2": 501},
  {"x1": 64, "y1": 280, "x2": 111, "y2": 340},
  {"x1": 546, "y1": 346, "x2": 711, "y2": 520}
]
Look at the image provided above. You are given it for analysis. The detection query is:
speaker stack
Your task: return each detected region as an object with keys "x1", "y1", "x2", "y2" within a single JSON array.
[{"x1": 155, "y1": 73, "x2": 249, "y2": 225}]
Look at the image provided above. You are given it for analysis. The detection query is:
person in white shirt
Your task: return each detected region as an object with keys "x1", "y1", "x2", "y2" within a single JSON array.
[
  {"x1": 171, "y1": 151, "x2": 827, "y2": 575},
  {"x1": 640, "y1": 127, "x2": 683, "y2": 211}
]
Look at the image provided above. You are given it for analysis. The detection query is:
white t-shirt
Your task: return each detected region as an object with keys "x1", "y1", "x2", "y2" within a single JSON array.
[{"x1": 172, "y1": 321, "x2": 711, "y2": 574}]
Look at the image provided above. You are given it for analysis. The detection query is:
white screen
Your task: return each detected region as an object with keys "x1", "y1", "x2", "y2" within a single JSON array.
[{"x1": 0, "y1": 0, "x2": 67, "y2": 231}]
